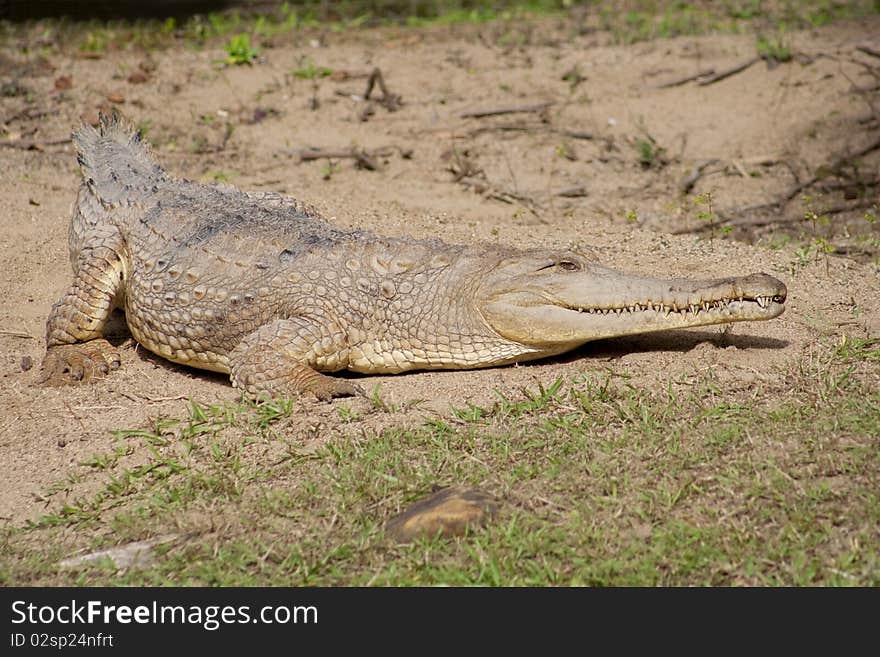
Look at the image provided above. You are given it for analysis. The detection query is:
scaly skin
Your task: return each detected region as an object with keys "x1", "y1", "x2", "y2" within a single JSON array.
[{"x1": 41, "y1": 115, "x2": 787, "y2": 399}]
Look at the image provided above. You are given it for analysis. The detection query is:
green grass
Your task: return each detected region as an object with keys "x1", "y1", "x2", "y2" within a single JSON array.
[
  {"x1": 756, "y1": 31, "x2": 792, "y2": 63},
  {"x1": 1, "y1": 0, "x2": 878, "y2": 587},
  {"x1": 293, "y1": 57, "x2": 334, "y2": 80},
  {"x1": 3, "y1": 1, "x2": 878, "y2": 56},
  {"x1": 1, "y1": 339, "x2": 877, "y2": 586},
  {"x1": 223, "y1": 33, "x2": 260, "y2": 66}
]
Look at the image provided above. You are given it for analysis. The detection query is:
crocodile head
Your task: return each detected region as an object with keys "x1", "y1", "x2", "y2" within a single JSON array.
[{"x1": 477, "y1": 250, "x2": 786, "y2": 351}]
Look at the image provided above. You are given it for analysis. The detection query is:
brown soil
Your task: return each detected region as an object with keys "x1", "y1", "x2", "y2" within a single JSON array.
[{"x1": 1, "y1": 17, "x2": 878, "y2": 525}]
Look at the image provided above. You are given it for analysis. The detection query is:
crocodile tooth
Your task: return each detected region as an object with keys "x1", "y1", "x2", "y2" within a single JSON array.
[{"x1": 703, "y1": 301, "x2": 710, "y2": 311}]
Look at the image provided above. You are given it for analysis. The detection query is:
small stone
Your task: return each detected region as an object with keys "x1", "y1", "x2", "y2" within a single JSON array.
[
  {"x1": 20, "y1": 355, "x2": 33, "y2": 371},
  {"x1": 386, "y1": 486, "x2": 499, "y2": 543},
  {"x1": 127, "y1": 70, "x2": 149, "y2": 84},
  {"x1": 54, "y1": 75, "x2": 73, "y2": 90},
  {"x1": 81, "y1": 110, "x2": 101, "y2": 127},
  {"x1": 106, "y1": 92, "x2": 125, "y2": 104}
]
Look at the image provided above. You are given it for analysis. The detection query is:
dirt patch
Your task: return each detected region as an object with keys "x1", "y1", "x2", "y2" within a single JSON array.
[{"x1": 1, "y1": 16, "x2": 878, "y2": 525}]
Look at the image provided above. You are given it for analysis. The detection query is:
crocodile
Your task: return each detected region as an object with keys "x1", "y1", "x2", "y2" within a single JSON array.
[{"x1": 40, "y1": 115, "x2": 787, "y2": 399}]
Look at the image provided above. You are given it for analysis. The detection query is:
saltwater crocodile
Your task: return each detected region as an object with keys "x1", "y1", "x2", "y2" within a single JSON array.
[{"x1": 40, "y1": 115, "x2": 787, "y2": 399}]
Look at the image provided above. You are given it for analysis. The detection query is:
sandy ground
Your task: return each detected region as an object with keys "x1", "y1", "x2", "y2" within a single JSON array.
[{"x1": 1, "y1": 16, "x2": 878, "y2": 524}]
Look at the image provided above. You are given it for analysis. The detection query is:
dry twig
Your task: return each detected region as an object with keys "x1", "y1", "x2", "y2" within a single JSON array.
[
  {"x1": 679, "y1": 159, "x2": 720, "y2": 194},
  {"x1": 458, "y1": 101, "x2": 554, "y2": 119},
  {"x1": 298, "y1": 148, "x2": 379, "y2": 170},
  {"x1": 856, "y1": 44, "x2": 880, "y2": 59},
  {"x1": 656, "y1": 68, "x2": 715, "y2": 89},
  {"x1": 363, "y1": 67, "x2": 402, "y2": 112},
  {"x1": 0, "y1": 137, "x2": 71, "y2": 151},
  {"x1": 698, "y1": 57, "x2": 760, "y2": 86}
]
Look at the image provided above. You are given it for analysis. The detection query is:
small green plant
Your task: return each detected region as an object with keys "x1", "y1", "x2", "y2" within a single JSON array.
[
  {"x1": 804, "y1": 206, "x2": 831, "y2": 235},
  {"x1": 224, "y1": 33, "x2": 260, "y2": 66},
  {"x1": 694, "y1": 192, "x2": 731, "y2": 242},
  {"x1": 136, "y1": 119, "x2": 152, "y2": 142},
  {"x1": 756, "y1": 33, "x2": 792, "y2": 63},
  {"x1": 336, "y1": 406, "x2": 360, "y2": 423},
  {"x1": 80, "y1": 30, "x2": 110, "y2": 53},
  {"x1": 633, "y1": 124, "x2": 667, "y2": 169},
  {"x1": 205, "y1": 170, "x2": 234, "y2": 183},
  {"x1": 561, "y1": 65, "x2": 585, "y2": 92},
  {"x1": 293, "y1": 57, "x2": 333, "y2": 80},
  {"x1": 636, "y1": 138, "x2": 656, "y2": 167},
  {"x1": 727, "y1": 0, "x2": 763, "y2": 20},
  {"x1": 835, "y1": 336, "x2": 880, "y2": 362},
  {"x1": 555, "y1": 142, "x2": 577, "y2": 161},
  {"x1": 321, "y1": 161, "x2": 341, "y2": 181},
  {"x1": 790, "y1": 237, "x2": 833, "y2": 272}
]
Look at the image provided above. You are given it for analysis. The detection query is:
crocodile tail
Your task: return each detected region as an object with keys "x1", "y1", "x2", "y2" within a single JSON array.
[{"x1": 73, "y1": 112, "x2": 167, "y2": 207}]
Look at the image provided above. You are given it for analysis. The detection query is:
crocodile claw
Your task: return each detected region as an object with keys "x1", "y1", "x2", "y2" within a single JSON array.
[{"x1": 38, "y1": 339, "x2": 121, "y2": 386}]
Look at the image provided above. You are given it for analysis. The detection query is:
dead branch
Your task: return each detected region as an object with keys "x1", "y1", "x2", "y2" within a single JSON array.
[
  {"x1": 777, "y1": 133, "x2": 880, "y2": 204},
  {"x1": 555, "y1": 128, "x2": 594, "y2": 140},
  {"x1": 456, "y1": 175, "x2": 543, "y2": 216},
  {"x1": 0, "y1": 137, "x2": 71, "y2": 151},
  {"x1": 466, "y1": 122, "x2": 536, "y2": 139},
  {"x1": 674, "y1": 198, "x2": 876, "y2": 233},
  {"x1": 856, "y1": 44, "x2": 880, "y2": 59},
  {"x1": 555, "y1": 186, "x2": 588, "y2": 198},
  {"x1": 656, "y1": 68, "x2": 715, "y2": 89},
  {"x1": 293, "y1": 144, "x2": 411, "y2": 171},
  {"x1": 458, "y1": 101, "x2": 554, "y2": 119},
  {"x1": 464, "y1": 122, "x2": 594, "y2": 142},
  {"x1": 816, "y1": 178, "x2": 880, "y2": 197},
  {"x1": 679, "y1": 158, "x2": 720, "y2": 194},
  {"x1": 0, "y1": 106, "x2": 47, "y2": 126},
  {"x1": 829, "y1": 244, "x2": 878, "y2": 257},
  {"x1": 730, "y1": 160, "x2": 751, "y2": 179},
  {"x1": 363, "y1": 67, "x2": 402, "y2": 112},
  {"x1": 697, "y1": 57, "x2": 760, "y2": 86},
  {"x1": 852, "y1": 82, "x2": 880, "y2": 94},
  {"x1": 297, "y1": 147, "x2": 379, "y2": 170}
]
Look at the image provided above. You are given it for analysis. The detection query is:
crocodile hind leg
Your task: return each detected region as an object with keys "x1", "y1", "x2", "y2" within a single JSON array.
[
  {"x1": 40, "y1": 240, "x2": 126, "y2": 386},
  {"x1": 229, "y1": 318, "x2": 361, "y2": 401}
]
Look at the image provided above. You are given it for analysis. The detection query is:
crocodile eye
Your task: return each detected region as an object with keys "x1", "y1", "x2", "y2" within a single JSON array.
[{"x1": 558, "y1": 260, "x2": 580, "y2": 272}]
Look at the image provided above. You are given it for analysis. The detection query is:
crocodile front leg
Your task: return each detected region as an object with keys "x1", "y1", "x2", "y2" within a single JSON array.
[
  {"x1": 40, "y1": 239, "x2": 126, "y2": 385},
  {"x1": 229, "y1": 317, "x2": 361, "y2": 401}
]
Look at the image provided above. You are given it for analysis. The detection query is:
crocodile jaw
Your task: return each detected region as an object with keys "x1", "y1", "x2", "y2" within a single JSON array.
[{"x1": 478, "y1": 260, "x2": 787, "y2": 350}]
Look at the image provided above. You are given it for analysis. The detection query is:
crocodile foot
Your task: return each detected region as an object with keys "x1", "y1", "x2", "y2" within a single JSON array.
[
  {"x1": 38, "y1": 339, "x2": 121, "y2": 386},
  {"x1": 309, "y1": 377, "x2": 364, "y2": 402},
  {"x1": 232, "y1": 367, "x2": 363, "y2": 402}
]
